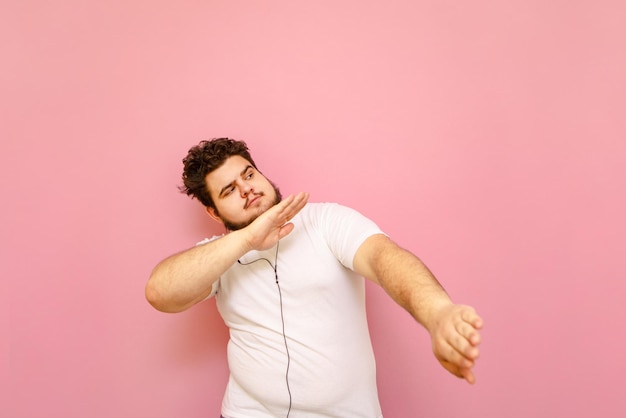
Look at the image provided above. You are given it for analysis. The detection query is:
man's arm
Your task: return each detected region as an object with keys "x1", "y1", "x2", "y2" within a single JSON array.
[
  {"x1": 145, "y1": 192, "x2": 309, "y2": 313},
  {"x1": 353, "y1": 234, "x2": 483, "y2": 384},
  {"x1": 146, "y1": 229, "x2": 250, "y2": 313}
]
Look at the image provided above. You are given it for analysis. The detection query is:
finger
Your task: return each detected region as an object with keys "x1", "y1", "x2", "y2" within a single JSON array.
[
  {"x1": 278, "y1": 222, "x2": 295, "y2": 240},
  {"x1": 462, "y1": 368, "x2": 477, "y2": 385},
  {"x1": 291, "y1": 192, "x2": 309, "y2": 208},
  {"x1": 272, "y1": 194, "x2": 298, "y2": 218},
  {"x1": 462, "y1": 307, "x2": 484, "y2": 329},
  {"x1": 269, "y1": 195, "x2": 295, "y2": 221},
  {"x1": 439, "y1": 359, "x2": 464, "y2": 379},
  {"x1": 448, "y1": 331, "x2": 480, "y2": 361},
  {"x1": 279, "y1": 193, "x2": 301, "y2": 210},
  {"x1": 439, "y1": 358, "x2": 476, "y2": 384},
  {"x1": 438, "y1": 340, "x2": 475, "y2": 369},
  {"x1": 455, "y1": 321, "x2": 482, "y2": 349},
  {"x1": 281, "y1": 192, "x2": 309, "y2": 220}
]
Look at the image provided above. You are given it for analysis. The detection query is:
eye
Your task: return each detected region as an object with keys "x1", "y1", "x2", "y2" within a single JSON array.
[
  {"x1": 224, "y1": 186, "x2": 236, "y2": 196},
  {"x1": 245, "y1": 171, "x2": 254, "y2": 180}
]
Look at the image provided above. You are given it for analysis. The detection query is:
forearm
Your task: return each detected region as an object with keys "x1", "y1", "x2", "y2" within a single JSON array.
[
  {"x1": 146, "y1": 192, "x2": 309, "y2": 313},
  {"x1": 369, "y1": 237, "x2": 453, "y2": 332},
  {"x1": 145, "y1": 230, "x2": 250, "y2": 313},
  {"x1": 355, "y1": 234, "x2": 483, "y2": 384}
]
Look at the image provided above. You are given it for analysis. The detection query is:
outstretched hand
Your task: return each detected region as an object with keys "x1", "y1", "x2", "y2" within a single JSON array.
[
  {"x1": 429, "y1": 304, "x2": 483, "y2": 384},
  {"x1": 244, "y1": 192, "x2": 309, "y2": 251}
]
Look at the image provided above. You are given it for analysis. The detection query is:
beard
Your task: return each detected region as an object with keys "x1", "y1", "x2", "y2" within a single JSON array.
[{"x1": 220, "y1": 181, "x2": 283, "y2": 231}]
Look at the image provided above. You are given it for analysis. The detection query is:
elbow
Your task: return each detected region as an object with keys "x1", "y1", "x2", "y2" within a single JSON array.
[
  {"x1": 145, "y1": 280, "x2": 163, "y2": 311},
  {"x1": 145, "y1": 276, "x2": 186, "y2": 314},
  {"x1": 145, "y1": 280, "x2": 168, "y2": 312}
]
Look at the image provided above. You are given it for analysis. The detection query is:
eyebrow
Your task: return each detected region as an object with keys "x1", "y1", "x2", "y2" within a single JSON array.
[{"x1": 218, "y1": 165, "x2": 254, "y2": 198}]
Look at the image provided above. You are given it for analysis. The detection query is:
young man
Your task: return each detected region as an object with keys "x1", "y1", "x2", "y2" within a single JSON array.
[{"x1": 146, "y1": 138, "x2": 483, "y2": 418}]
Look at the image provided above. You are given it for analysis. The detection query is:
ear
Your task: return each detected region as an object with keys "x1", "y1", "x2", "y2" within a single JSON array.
[{"x1": 205, "y1": 206, "x2": 222, "y2": 224}]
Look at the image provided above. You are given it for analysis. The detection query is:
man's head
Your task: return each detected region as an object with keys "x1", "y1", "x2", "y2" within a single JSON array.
[{"x1": 180, "y1": 138, "x2": 282, "y2": 230}]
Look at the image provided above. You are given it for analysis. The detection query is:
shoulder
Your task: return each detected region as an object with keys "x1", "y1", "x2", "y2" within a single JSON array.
[
  {"x1": 303, "y1": 201, "x2": 374, "y2": 218},
  {"x1": 301, "y1": 201, "x2": 354, "y2": 214},
  {"x1": 298, "y1": 202, "x2": 382, "y2": 235},
  {"x1": 297, "y1": 202, "x2": 358, "y2": 222}
]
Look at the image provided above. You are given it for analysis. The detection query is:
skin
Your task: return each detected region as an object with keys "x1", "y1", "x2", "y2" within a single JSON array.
[
  {"x1": 204, "y1": 156, "x2": 282, "y2": 231},
  {"x1": 146, "y1": 155, "x2": 483, "y2": 384},
  {"x1": 353, "y1": 235, "x2": 483, "y2": 383}
]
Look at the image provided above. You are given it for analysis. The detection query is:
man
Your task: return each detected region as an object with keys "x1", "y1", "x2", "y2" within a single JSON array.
[{"x1": 146, "y1": 138, "x2": 483, "y2": 418}]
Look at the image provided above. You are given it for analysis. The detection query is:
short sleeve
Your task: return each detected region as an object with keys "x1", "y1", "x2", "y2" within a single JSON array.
[
  {"x1": 195, "y1": 235, "x2": 224, "y2": 299},
  {"x1": 311, "y1": 203, "x2": 386, "y2": 270}
]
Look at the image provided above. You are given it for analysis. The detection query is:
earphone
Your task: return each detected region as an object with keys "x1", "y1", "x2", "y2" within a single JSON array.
[{"x1": 237, "y1": 241, "x2": 292, "y2": 417}]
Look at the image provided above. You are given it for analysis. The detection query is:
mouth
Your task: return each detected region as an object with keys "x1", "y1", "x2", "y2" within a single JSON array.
[{"x1": 245, "y1": 193, "x2": 263, "y2": 209}]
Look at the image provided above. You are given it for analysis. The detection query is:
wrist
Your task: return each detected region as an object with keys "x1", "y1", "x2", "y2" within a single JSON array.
[
  {"x1": 422, "y1": 299, "x2": 455, "y2": 334},
  {"x1": 224, "y1": 228, "x2": 255, "y2": 256}
]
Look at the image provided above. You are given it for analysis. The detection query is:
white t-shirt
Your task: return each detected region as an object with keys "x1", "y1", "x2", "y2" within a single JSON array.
[{"x1": 203, "y1": 203, "x2": 385, "y2": 418}]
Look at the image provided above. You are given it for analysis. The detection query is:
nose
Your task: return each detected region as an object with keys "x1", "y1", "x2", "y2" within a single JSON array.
[{"x1": 240, "y1": 181, "x2": 253, "y2": 197}]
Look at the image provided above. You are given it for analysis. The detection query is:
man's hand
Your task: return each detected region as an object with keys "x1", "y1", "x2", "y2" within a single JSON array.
[
  {"x1": 429, "y1": 304, "x2": 483, "y2": 384},
  {"x1": 243, "y1": 192, "x2": 309, "y2": 251}
]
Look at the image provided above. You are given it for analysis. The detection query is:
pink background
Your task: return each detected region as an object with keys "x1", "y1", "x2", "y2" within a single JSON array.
[{"x1": 2, "y1": 1, "x2": 625, "y2": 417}]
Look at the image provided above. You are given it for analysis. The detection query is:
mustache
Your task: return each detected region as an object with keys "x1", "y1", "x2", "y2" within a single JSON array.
[{"x1": 244, "y1": 191, "x2": 264, "y2": 209}]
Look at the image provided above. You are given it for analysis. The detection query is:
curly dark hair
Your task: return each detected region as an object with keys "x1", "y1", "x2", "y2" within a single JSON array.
[{"x1": 179, "y1": 138, "x2": 257, "y2": 209}]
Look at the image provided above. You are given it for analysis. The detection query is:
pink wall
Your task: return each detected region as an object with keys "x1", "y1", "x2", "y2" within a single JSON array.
[{"x1": 2, "y1": 1, "x2": 625, "y2": 417}]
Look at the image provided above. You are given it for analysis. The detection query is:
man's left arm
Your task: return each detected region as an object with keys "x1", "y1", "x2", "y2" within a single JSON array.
[{"x1": 353, "y1": 233, "x2": 484, "y2": 384}]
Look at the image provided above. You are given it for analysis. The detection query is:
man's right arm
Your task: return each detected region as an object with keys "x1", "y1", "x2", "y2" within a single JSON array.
[
  {"x1": 145, "y1": 229, "x2": 252, "y2": 313},
  {"x1": 145, "y1": 192, "x2": 309, "y2": 313}
]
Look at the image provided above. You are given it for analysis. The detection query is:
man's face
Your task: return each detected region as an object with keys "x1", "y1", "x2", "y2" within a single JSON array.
[{"x1": 205, "y1": 155, "x2": 281, "y2": 230}]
